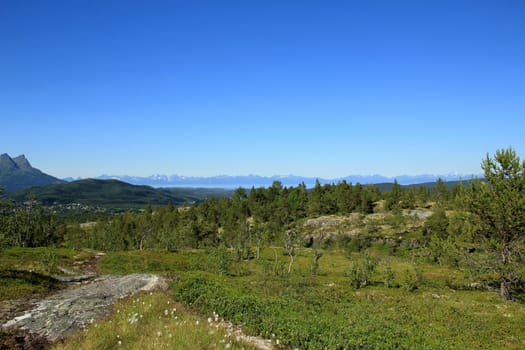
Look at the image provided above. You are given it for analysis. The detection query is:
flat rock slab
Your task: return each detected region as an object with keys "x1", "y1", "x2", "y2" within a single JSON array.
[{"x1": 2, "y1": 274, "x2": 167, "y2": 342}]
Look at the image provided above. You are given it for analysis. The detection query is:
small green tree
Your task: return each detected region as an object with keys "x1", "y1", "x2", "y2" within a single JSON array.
[
  {"x1": 348, "y1": 252, "x2": 378, "y2": 289},
  {"x1": 211, "y1": 245, "x2": 233, "y2": 276},
  {"x1": 403, "y1": 258, "x2": 424, "y2": 292},
  {"x1": 386, "y1": 179, "x2": 403, "y2": 212},
  {"x1": 382, "y1": 259, "x2": 396, "y2": 288},
  {"x1": 416, "y1": 186, "x2": 430, "y2": 207},
  {"x1": 308, "y1": 179, "x2": 323, "y2": 217},
  {"x1": 423, "y1": 209, "x2": 450, "y2": 264},
  {"x1": 310, "y1": 249, "x2": 323, "y2": 276},
  {"x1": 466, "y1": 147, "x2": 525, "y2": 300},
  {"x1": 423, "y1": 209, "x2": 449, "y2": 239},
  {"x1": 284, "y1": 229, "x2": 297, "y2": 274},
  {"x1": 433, "y1": 178, "x2": 449, "y2": 206}
]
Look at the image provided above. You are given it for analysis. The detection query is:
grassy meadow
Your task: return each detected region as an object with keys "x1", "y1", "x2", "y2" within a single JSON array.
[
  {"x1": 3, "y1": 246, "x2": 524, "y2": 349},
  {"x1": 53, "y1": 291, "x2": 259, "y2": 350}
]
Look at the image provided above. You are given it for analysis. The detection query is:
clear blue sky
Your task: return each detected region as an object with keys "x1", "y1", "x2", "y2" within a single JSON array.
[{"x1": 1, "y1": 0, "x2": 524, "y2": 179}]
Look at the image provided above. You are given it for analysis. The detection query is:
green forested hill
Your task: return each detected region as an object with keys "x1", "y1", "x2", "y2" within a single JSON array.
[
  {"x1": 375, "y1": 179, "x2": 475, "y2": 192},
  {"x1": 9, "y1": 179, "x2": 233, "y2": 207}
]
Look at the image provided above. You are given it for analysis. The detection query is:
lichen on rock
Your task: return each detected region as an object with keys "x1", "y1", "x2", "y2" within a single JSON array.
[{"x1": 2, "y1": 274, "x2": 167, "y2": 342}]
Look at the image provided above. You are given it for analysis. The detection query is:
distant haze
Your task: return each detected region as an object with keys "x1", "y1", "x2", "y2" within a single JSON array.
[{"x1": 62, "y1": 173, "x2": 483, "y2": 189}]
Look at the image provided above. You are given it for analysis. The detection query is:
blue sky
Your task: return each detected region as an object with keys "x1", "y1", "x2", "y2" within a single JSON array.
[{"x1": 1, "y1": 0, "x2": 524, "y2": 178}]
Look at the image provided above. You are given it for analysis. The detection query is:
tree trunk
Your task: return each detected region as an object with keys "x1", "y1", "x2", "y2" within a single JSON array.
[
  {"x1": 500, "y1": 280, "x2": 512, "y2": 301},
  {"x1": 500, "y1": 242, "x2": 512, "y2": 300},
  {"x1": 272, "y1": 247, "x2": 279, "y2": 276},
  {"x1": 288, "y1": 253, "x2": 294, "y2": 274},
  {"x1": 139, "y1": 234, "x2": 146, "y2": 251}
]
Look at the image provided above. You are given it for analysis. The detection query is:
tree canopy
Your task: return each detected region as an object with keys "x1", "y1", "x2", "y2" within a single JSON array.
[{"x1": 466, "y1": 147, "x2": 525, "y2": 300}]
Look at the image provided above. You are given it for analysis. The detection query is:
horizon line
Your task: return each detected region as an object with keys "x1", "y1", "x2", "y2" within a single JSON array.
[{"x1": 64, "y1": 172, "x2": 484, "y2": 180}]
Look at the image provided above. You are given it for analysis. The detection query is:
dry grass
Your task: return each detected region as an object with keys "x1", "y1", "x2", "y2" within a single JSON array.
[{"x1": 54, "y1": 292, "x2": 260, "y2": 350}]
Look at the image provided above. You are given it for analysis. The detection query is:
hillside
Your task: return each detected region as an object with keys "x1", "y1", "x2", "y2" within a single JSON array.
[
  {"x1": 374, "y1": 179, "x2": 477, "y2": 192},
  {"x1": 0, "y1": 154, "x2": 63, "y2": 192},
  {"x1": 10, "y1": 179, "x2": 233, "y2": 207}
]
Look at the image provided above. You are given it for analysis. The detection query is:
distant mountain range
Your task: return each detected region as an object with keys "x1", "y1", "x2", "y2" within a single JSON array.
[
  {"x1": 1, "y1": 153, "x2": 482, "y2": 208},
  {"x1": 64, "y1": 173, "x2": 482, "y2": 188},
  {"x1": 0, "y1": 153, "x2": 63, "y2": 192},
  {"x1": 0, "y1": 154, "x2": 232, "y2": 206}
]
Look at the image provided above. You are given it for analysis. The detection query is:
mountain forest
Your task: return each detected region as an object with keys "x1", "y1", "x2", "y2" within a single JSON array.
[{"x1": 1, "y1": 147, "x2": 524, "y2": 349}]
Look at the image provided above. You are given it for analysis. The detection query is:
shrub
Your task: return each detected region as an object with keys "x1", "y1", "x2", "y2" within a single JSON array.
[
  {"x1": 348, "y1": 252, "x2": 378, "y2": 289},
  {"x1": 403, "y1": 258, "x2": 424, "y2": 292},
  {"x1": 207, "y1": 245, "x2": 233, "y2": 276},
  {"x1": 341, "y1": 236, "x2": 371, "y2": 257},
  {"x1": 382, "y1": 260, "x2": 396, "y2": 288}
]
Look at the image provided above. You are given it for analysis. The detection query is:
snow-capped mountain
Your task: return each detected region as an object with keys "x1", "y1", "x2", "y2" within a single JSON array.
[{"x1": 64, "y1": 173, "x2": 482, "y2": 188}]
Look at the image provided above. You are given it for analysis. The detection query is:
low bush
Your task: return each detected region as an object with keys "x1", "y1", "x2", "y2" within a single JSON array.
[
  {"x1": 348, "y1": 252, "x2": 378, "y2": 289},
  {"x1": 171, "y1": 252, "x2": 525, "y2": 349}
]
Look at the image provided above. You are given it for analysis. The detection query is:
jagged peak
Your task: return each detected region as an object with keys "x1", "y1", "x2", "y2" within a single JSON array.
[
  {"x1": 0, "y1": 153, "x2": 62, "y2": 192},
  {"x1": 13, "y1": 154, "x2": 32, "y2": 169},
  {"x1": 0, "y1": 153, "x2": 18, "y2": 170}
]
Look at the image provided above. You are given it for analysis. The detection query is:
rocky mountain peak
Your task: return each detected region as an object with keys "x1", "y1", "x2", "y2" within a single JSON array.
[
  {"x1": 0, "y1": 153, "x2": 18, "y2": 171},
  {"x1": 0, "y1": 153, "x2": 63, "y2": 192},
  {"x1": 12, "y1": 154, "x2": 32, "y2": 169}
]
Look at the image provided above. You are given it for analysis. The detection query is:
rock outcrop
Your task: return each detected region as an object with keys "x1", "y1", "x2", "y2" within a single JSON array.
[{"x1": 2, "y1": 274, "x2": 167, "y2": 342}]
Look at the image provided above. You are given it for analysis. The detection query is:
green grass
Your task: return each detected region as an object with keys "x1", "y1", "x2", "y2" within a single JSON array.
[
  {"x1": 0, "y1": 247, "x2": 77, "y2": 273},
  {"x1": 173, "y1": 271, "x2": 525, "y2": 349},
  {"x1": 0, "y1": 247, "x2": 79, "y2": 300},
  {"x1": 54, "y1": 291, "x2": 259, "y2": 350},
  {"x1": 0, "y1": 270, "x2": 62, "y2": 300},
  {"x1": 99, "y1": 249, "x2": 214, "y2": 275},
  {"x1": 97, "y1": 248, "x2": 525, "y2": 349},
  {"x1": 3, "y1": 247, "x2": 525, "y2": 349}
]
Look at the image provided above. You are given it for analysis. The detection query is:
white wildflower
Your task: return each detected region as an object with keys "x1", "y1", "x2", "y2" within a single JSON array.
[{"x1": 128, "y1": 312, "x2": 139, "y2": 324}]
